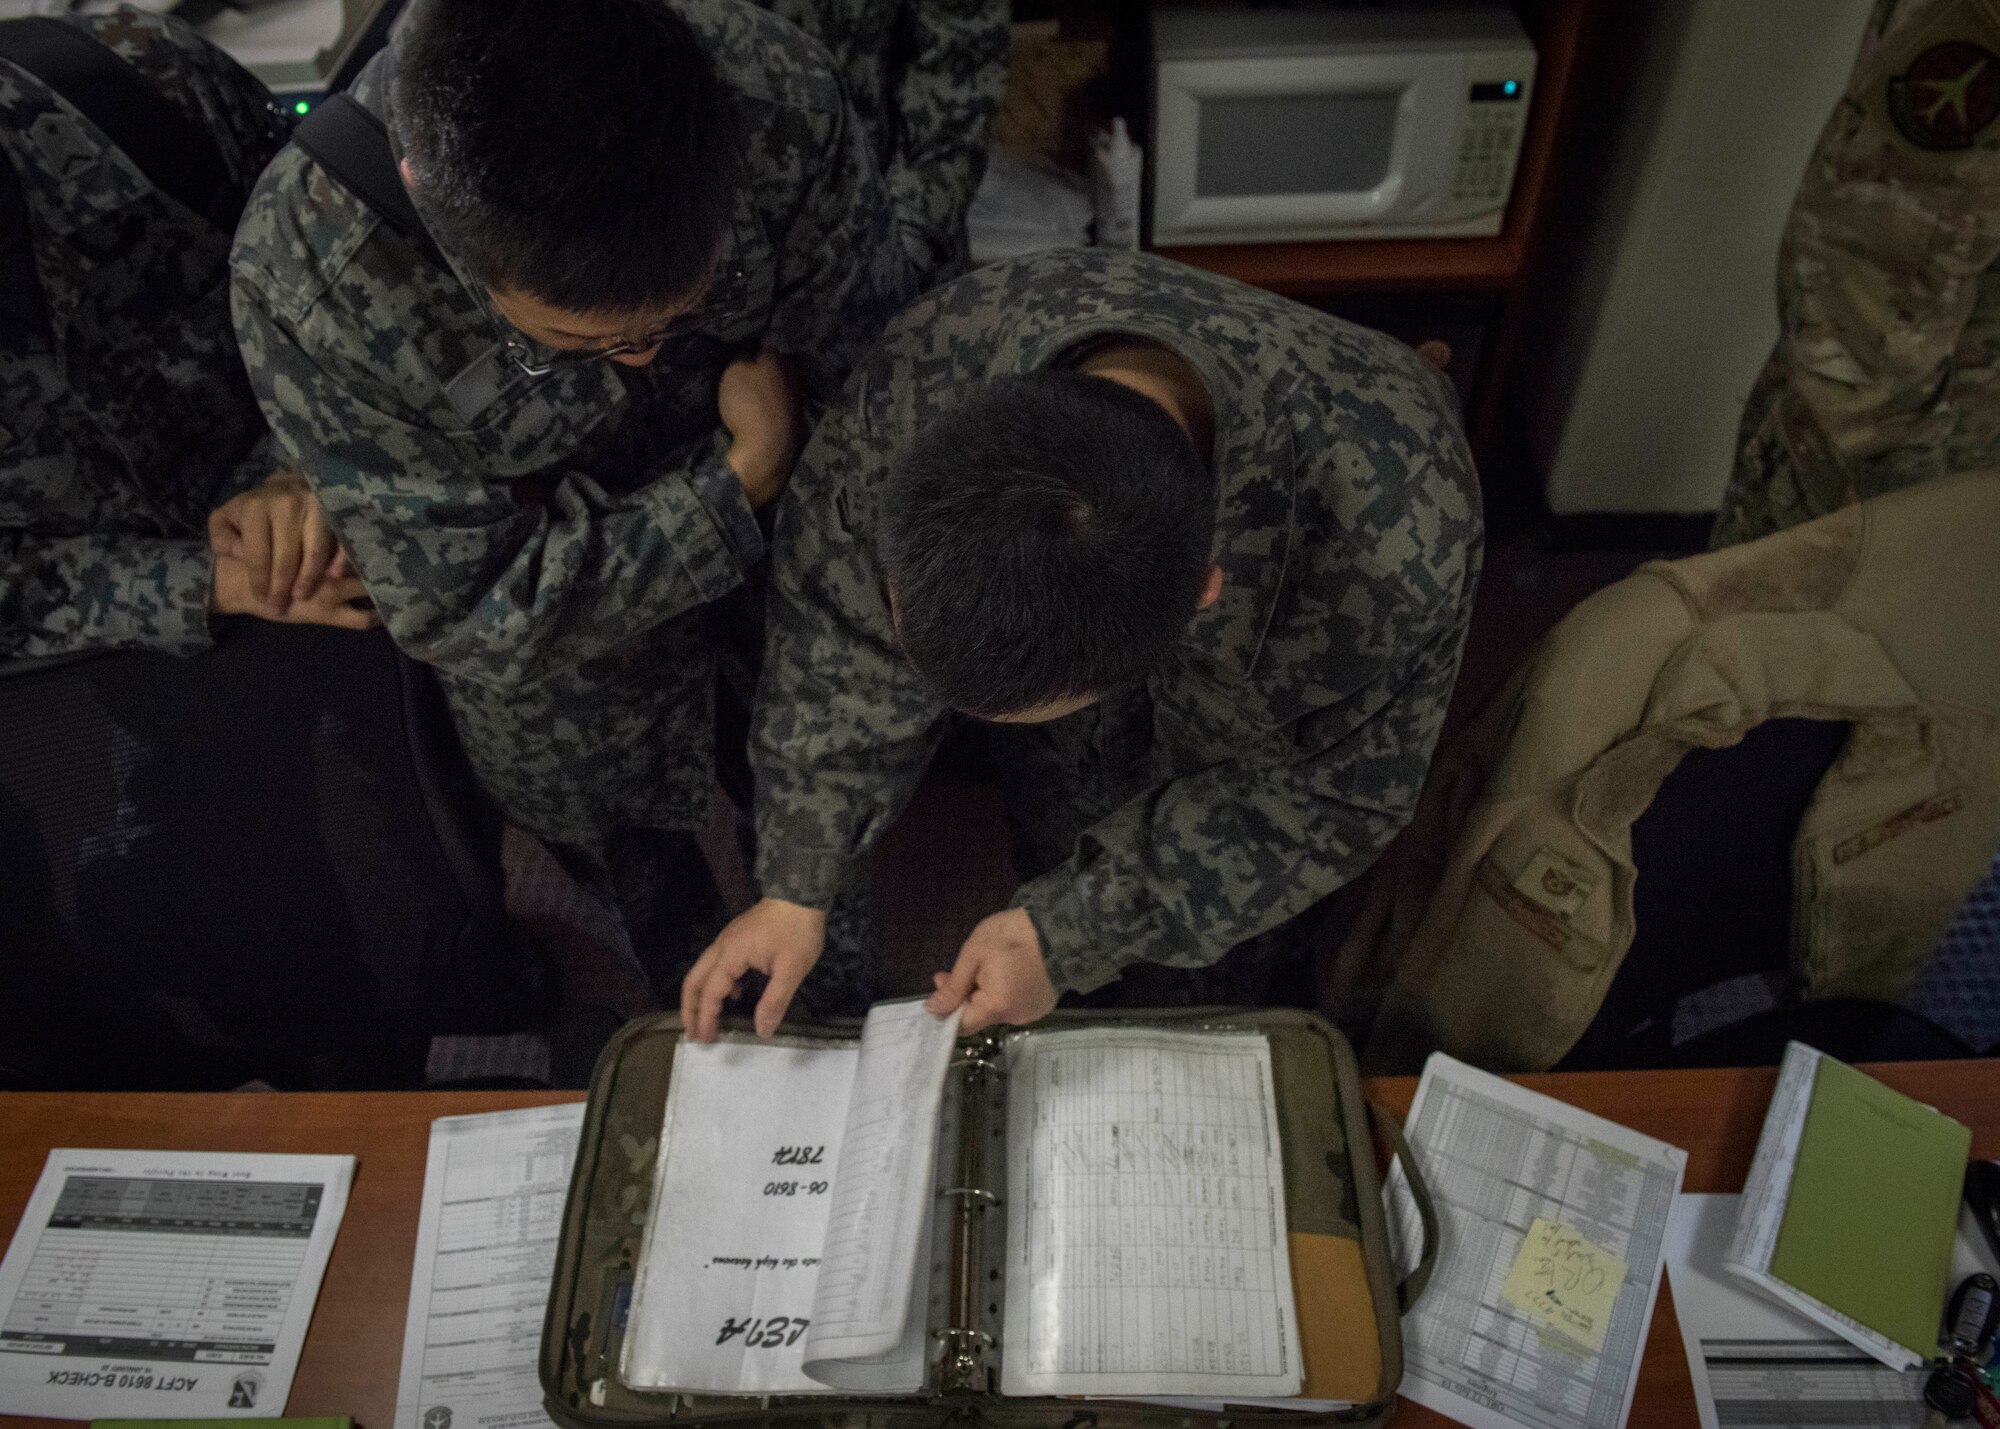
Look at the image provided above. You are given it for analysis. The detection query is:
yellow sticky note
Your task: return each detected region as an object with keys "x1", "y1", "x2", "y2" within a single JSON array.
[{"x1": 1500, "y1": 1217, "x2": 1628, "y2": 1354}]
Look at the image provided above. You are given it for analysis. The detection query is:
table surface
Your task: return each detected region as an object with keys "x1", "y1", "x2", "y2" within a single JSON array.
[{"x1": 4, "y1": 1062, "x2": 1999, "y2": 1429}]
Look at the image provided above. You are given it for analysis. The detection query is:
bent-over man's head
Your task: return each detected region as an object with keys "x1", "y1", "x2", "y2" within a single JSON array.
[
  {"x1": 879, "y1": 372, "x2": 1223, "y2": 724},
  {"x1": 393, "y1": 0, "x2": 739, "y2": 366}
]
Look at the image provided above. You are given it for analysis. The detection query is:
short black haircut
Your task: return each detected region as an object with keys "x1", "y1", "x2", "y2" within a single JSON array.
[
  {"x1": 879, "y1": 372, "x2": 1215, "y2": 719},
  {"x1": 394, "y1": 0, "x2": 738, "y2": 312}
]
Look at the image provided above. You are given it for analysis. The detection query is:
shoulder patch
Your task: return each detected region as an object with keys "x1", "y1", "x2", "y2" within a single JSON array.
[{"x1": 1887, "y1": 41, "x2": 2000, "y2": 149}]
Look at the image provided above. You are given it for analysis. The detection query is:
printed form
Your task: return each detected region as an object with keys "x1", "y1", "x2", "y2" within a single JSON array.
[
  {"x1": 0, "y1": 1148, "x2": 353, "y2": 1420},
  {"x1": 1001, "y1": 1028, "x2": 1302, "y2": 1400},
  {"x1": 1666, "y1": 1194, "x2": 1929, "y2": 1429},
  {"x1": 622, "y1": 1000, "x2": 959, "y2": 1395},
  {"x1": 1387, "y1": 1054, "x2": 1686, "y2": 1429},
  {"x1": 396, "y1": 1103, "x2": 586, "y2": 1429}
]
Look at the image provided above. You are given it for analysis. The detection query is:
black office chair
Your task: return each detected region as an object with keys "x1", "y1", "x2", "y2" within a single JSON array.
[
  {"x1": 1559, "y1": 718, "x2": 1973, "y2": 1070},
  {"x1": 0, "y1": 622, "x2": 548, "y2": 1090}
]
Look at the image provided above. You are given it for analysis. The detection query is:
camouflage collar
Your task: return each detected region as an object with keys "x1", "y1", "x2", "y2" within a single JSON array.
[{"x1": 1017, "y1": 315, "x2": 1298, "y2": 690}]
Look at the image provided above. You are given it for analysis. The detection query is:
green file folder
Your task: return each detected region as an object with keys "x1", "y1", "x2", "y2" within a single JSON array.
[{"x1": 1768, "y1": 1055, "x2": 1971, "y2": 1359}]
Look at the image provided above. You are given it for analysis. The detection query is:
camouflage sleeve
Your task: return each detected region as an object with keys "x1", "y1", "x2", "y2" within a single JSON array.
[
  {"x1": 1773, "y1": 0, "x2": 2000, "y2": 488},
  {"x1": 87, "y1": 8, "x2": 290, "y2": 192},
  {"x1": 1015, "y1": 609, "x2": 1470, "y2": 996},
  {"x1": 231, "y1": 286, "x2": 761, "y2": 691},
  {"x1": 762, "y1": 91, "x2": 916, "y2": 398},
  {"x1": 1, "y1": 530, "x2": 213, "y2": 659},
  {"x1": 750, "y1": 399, "x2": 945, "y2": 907},
  {"x1": 883, "y1": 0, "x2": 1010, "y2": 289}
]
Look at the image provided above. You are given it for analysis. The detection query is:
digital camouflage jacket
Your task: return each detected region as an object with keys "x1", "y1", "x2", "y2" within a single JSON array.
[
  {"x1": 754, "y1": 249, "x2": 1484, "y2": 994},
  {"x1": 230, "y1": 0, "x2": 913, "y2": 843},
  {"x1": 1717, "y1": 0, "x2": 2000, "y2": 546},
  {"x1": 756, "y1": 0, "x2": 1010, "y2": 290},
  {"x1": 1, "y1": 8, "x2": 286, "y2": 659}
]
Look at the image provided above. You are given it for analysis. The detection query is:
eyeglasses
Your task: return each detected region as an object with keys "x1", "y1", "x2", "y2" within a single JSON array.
[
  {"x1": 499, "y1": 267, "x2": 748, "y2": 378},
  {"x1": 504, "y1": 321, "x2": 693, "y2": 378}
]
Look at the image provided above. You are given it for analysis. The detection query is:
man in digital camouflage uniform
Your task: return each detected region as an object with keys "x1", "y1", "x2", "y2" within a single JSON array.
[
  {"x1": 231, "y1": 0, "x2": 913, "y2": 983},
  {"x1": 1714, "y1": 0, "x2": 2000, "y2": 546},
  {"x1": 2, "y1": 8, "x2": 375, "y2": 660},
  {"x1": 756, "y1": 0, "x2": 1009, "y2": 290},
  {"x1": 681, "y1": 249, "x2": 1483, "y2": 1039}
]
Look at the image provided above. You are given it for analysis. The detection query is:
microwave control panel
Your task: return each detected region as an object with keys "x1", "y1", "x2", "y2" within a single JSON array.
[{"x1": 1448, "y1": 73, "x2": 1533, "y2": 218}]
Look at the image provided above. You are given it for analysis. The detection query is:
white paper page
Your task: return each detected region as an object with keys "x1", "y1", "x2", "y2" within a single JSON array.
[
  {"x1": 395, "y1": 1104, "x2": 586, "y2": 1429},
  {"x1": 1385, "y1": 1054, "x2": 1686, "y2": 1429},
  {"x1": 1000, "y1": 1028, "x2": 1303, "y2": 1400},
  {"x1": 1666, "y1": 1194, "x2": 1935, "y2": 1429},
  {"x1": 1723, "y1": 1043, "x2": 1819, "y2": 1280},
  {"x1": 801, "y1": 1000, "x2": 959, "y2": 1391},
  {"x1": 621, "y1": 1038, "x2": 858, "y2": 1394},
  {"x1": 0, "y1": 1148, "x2": 353, "y2": 1419},
  {"x1": 805, "y1": 1196, "x2": 940, "y2": 1394}
]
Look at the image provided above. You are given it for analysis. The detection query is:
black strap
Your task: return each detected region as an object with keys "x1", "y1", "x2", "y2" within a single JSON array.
[
  {"x1": 169, "y1": 0, "x2": 237, "y2": 27},
  {"x1": 0, "y1": 16, "x2": 233, "y2": 226},
  {"x1": 0, "y1": 151, "x2": 46, "y2": 342},
  {"x1": 292, "y1": 93, "x2": 444, "y2": 268}
]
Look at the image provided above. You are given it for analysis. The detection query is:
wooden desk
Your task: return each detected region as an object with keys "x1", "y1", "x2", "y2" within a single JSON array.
[{"x1": 5, "y1": 1064, "x2": 1999, "y2": 1429}]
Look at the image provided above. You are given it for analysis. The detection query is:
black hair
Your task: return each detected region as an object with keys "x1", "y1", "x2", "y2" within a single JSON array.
[
  {"x1": 393, "y1": 0, "x2": 738, "y2": 312},
  {"x1": 879, "y1": 372, "x2": 1215, "y2": 719}
]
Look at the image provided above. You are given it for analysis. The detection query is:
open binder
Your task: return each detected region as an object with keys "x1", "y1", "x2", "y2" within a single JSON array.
[{"x1": 540, "y1": 1008, "x2": 1437, "y2": 1429}]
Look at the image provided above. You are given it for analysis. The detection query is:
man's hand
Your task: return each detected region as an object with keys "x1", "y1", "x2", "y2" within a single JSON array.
[
  {"x1": 680, "y1": 897, "x2": 827, "y2": 1043},
  {"x1": 210, "y1": 553, "x2": 381, "y2": 631},
  {"x1": 208, "y1": 470, "x2": 350, "y2": 615},
  {"x1": 718, "y1": 348, "x2": 800, "y2": 509},
  {"x1": 924, "y1": 908, "x2": 1060, "y2": 1034}
]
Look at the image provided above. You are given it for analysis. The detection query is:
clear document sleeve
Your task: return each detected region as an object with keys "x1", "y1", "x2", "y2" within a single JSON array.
[
  {"x1": 621, "y1": 1000, "x2": 959, "y2": 1395},
  {"x1": 1000, "y1": 1027, "x2": 1304, "y2": 1401}
]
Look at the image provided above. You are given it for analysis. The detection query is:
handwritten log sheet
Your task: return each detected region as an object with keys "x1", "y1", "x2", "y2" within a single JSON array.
[{"x1": 1000, "y1": 1028, "x2": 1303, "y2": 1399}]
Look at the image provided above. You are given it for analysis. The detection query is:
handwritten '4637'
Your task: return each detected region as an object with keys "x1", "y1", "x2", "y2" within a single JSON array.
[{"x1": 716, "y1": 1315, "x2": 811, "y2": 1348}]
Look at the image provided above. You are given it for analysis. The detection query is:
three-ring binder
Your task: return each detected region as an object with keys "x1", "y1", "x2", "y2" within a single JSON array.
[{"x1": 936, "y1": 1032, "x2": 1008, "y2": 1392}]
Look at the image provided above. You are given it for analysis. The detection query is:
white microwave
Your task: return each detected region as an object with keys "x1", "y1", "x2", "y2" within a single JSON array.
[{"x1": 1148, "y1": 0, "x2": 1537, "y2": 246}]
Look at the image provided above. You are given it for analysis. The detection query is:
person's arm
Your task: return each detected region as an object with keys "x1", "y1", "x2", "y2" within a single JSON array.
[
  {"x1": 881, "y1": 0, "x2": 1011, "y2": 288},
  {"x1": 1014, "y1": 609, "x2": 1471, "y2": 996},
  {"x1": 1774, "y1": 0, "x2": 2000, "y2": 489},
  {"x1": 230, "y1": 286, "x2": 769, "y2": 691},
  {"x1": 751, "y1": 404, "x2": 944, "y2": 909},
  {"x1": 761, "y1": 88, "x2": 918, "y2": 398},
  {"x1": 1, "y1": 527, "x2": 215, "y2": 659},
  {"x1": 681, "y1": 394, "x2": 944, "y2": 1041}
]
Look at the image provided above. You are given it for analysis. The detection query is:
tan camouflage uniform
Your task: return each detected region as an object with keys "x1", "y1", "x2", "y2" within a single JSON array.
[
  {"x1": 755, "y1": 249, "x2": 1483, "y2": 1001},
  {"x1": 755, "y1": 0, "x2": 1009, "y2": 290},
  {"x1": 1715, "y1": 0, "x2": 2000, "y2": 546},
  {"x1": 230, "y1": 0, "x2": 914, "y2": 882},
  {"x1": 1, "y1": 9, "x2": 287, "y2": 659}
]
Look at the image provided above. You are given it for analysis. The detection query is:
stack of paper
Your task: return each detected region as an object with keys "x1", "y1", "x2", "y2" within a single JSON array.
[
  {"x1": 1387, "y1": 1053, "x2": 1688, "y2": 1429},
  {"x1": 620, "y1": 999, "x2": 960, "y2": 1395},
  {"x1": 1724, "y1": 1042, "x2": 1970, "y2": 1371}
]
